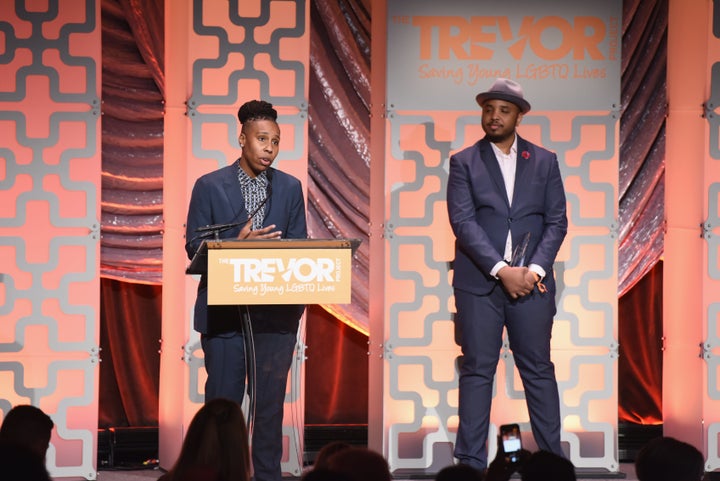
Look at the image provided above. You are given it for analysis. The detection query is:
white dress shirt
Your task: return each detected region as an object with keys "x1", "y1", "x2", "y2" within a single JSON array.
[{"x1": 487, "y1": 136, "x2": 545, "y2": 281}]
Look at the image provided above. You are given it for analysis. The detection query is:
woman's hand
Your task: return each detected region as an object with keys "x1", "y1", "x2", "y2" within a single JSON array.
[{"x1": 237, "y1": 219, "x2": 282, "y2": 239}]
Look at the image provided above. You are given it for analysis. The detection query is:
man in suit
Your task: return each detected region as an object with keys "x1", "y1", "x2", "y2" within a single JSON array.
[
  {"x1": 185, "y1": 100, "x2": 307, "y2": 481},
  {"x1": 446, "y1": 78, "x2": 568, "y2": 471}
]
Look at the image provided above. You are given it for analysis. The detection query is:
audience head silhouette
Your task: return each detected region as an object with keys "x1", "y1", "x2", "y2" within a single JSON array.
[
  {"x1": 301, "y1": 468, "x2": 353, "y2": 481},
  {"x1": 436, "y1": 463, "x2": 485, "y2": 481},
  {"x1": 159, "y1": 398, "x2": 251, "y2": 481},
  {"x1": 313, "y1": 441, "x2": 352, "y2": 470},
  {"x1": 0, "y1": 440, "x2": 52, "y2": 481},
  {"x1": 0, "y1": 405, "x2": 54, "y2": 481},
  {"x1": 0, "y1": 404, "x2": 54, "y2": 461},
  {"x1": 520, "y1": 450, "x2": 576, "y2": 481},
  {"x1": 635, "y1": 436, "x2": 704, "y2": 481},
  {"x1": 324, "y1": 447, "x2": 392, "y2": 481}
]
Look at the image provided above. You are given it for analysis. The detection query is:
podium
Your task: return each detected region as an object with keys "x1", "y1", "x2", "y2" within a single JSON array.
[
  {"x1": 186, "y1": 238, "x2": 361, "y2": 446},
  {"x1": 187, "y1": 238, "x2": 360, "y2": 305}
]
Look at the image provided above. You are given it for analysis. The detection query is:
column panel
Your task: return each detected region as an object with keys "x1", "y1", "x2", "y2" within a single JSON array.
[
  {"x1": 0, "y1": 1, "x2": 101, "y2": 479},
  {"x1": 700, "y1": 0, "x2": 720, "y2": 471}
]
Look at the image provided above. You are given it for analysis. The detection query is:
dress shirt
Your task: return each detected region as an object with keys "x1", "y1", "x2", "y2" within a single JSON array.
[{"x1": 487, "y1": 136, "x2": 546, "y2": 281}]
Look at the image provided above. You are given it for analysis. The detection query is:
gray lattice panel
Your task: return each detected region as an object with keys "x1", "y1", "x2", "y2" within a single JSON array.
[
  {"x1": 0, "y1": 1, "x2": 101, "y2": 479},
  {"x1": 384, "y1": 110, "x2": 618, "y2": 472}
]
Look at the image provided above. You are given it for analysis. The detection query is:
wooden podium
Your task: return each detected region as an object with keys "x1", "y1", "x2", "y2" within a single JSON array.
[{"x1": 187, "y1": 238, "x2": 360, "y2": 305}]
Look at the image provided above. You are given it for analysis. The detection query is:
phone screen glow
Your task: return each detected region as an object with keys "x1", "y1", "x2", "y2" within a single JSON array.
[{"x1": 503, "y1": 438, "x2": 521, "y2": 453}]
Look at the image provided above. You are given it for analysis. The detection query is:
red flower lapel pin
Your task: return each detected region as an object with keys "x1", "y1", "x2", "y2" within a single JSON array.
[{"x1": 521, "y1": 150, "x2": 530, "y2": 159}]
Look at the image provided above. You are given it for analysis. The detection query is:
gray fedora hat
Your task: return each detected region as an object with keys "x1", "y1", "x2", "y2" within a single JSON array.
[{"x1": 475, "y1": 78, "x2": 531, "y2": 113}]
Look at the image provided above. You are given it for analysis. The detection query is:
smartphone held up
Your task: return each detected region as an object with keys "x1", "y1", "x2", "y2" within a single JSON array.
[{"x1": 500, "y1": 423, "x2": 522, "y2": 464}]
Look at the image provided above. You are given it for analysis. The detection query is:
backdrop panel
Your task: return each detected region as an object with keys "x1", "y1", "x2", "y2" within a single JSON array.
[
  {"x1": 0, "y1": 1, "x2": 102, "y2": 479},
  {"x1": 161, "y1": 0, "x2": 310, "y2": 476},
  {"x1": 661, "y1": 0, "x2": 720, "y2": 472},
  {"x1": 382, "y1": 0, "x2": 621, "y2": 474},
  {"x1": 701, "y1": 0, "x2": 720, "y2": 471}
]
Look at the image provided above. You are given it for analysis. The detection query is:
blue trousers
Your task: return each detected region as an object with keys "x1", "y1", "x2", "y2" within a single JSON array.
[
  {"x1": 201, "y1": 329, "x2": 297, "y2": 481},
  {"x1": 453, "y1": 285, "x2": 563, "y2": 470}
]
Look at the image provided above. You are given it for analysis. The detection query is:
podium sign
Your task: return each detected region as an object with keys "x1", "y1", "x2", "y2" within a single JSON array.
[{"x1": 205, "y1": 240, "x2": 356, "y2": 305}]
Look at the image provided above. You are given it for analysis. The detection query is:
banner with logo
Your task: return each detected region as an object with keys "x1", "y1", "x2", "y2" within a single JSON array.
[
  {"x1": 387, "y1": 0, "x2": 621, "y2": 111},
  {"x1": 208, "y1": 248, "x2": 352, "y2": 304}
]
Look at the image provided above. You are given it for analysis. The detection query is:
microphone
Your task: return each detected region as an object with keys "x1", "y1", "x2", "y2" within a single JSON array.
[{"x1": 195, "y1": 221, "x2": 246, "y2": 234}]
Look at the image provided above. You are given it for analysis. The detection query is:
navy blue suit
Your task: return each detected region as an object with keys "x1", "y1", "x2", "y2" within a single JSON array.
[
  {"x1": 186, "y1": 162, "x2": 307, "y2": 481},
  {"x1": 447, "y1": 135, "x2": 567, "y2": 469}
]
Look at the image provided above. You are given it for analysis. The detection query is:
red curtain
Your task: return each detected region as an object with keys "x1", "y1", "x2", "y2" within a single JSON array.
[
  {"x1": 99, "y1": 278, "x2": 162, "y2": 427},
  {"x1": 618, "y1": 263, "x2": 663, "y2": 424},
  {"x1": 305, "y1": 306, "x2": 369, "y2": 425},
  {"x1": 99, "y1": 0, "x2": 165, "y2": 426},
  {"x1": 617, "y1": 0, "x2": 666, "y2": 423}
]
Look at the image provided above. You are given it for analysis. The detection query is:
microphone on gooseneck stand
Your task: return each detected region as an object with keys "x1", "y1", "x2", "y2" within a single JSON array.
[
  {"x1": 194, "y1": 221, "x2": 246, "y2": 236},
  {"x1": 263, "y1": 175, "x2": 273, "y2": 220},
  {"x1": 184, "y1": 223, "x2": 237, "y2": 253}
]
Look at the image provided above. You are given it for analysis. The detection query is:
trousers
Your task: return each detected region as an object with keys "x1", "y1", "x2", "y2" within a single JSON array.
[
  {"x1": 202, "y1": 328, "x2": 297, "y2": 481},
  {"x1": 453, "y1": 285, "x2": 563, "y2": 470}
]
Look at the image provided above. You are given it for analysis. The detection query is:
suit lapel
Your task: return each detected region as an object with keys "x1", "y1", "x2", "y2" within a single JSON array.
[
  {"x1": 478, "y1": 139, "x2": 510, "y2": 207},
  {"x1": 222, "y1": 163, "x2": 248, "y2": 221},
  {"x1": 513, "y1": 136, "x2": 531, "y2": 207}
]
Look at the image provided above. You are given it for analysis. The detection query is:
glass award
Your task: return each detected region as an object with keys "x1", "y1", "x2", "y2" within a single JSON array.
[{"x1": 510, "y1": 232, "x2": 531, "y2": 267}]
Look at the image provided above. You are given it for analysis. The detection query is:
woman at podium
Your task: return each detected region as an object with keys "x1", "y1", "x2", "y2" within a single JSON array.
[{"x1": 185, "y1": 99, "x2": 307, "y2": 481}]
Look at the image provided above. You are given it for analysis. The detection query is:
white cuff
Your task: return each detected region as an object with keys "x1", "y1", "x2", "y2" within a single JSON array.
[{"x1": 491, "y1": 260, "x2": 509, "y2": 279}]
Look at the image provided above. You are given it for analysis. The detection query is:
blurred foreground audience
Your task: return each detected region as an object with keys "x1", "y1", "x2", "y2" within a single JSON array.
[
  {"x1": 0, "y1": 404, "x2": 55, "y2": 481},
  {"x1": 635, "y1": 436, "x2": 705, "y2": 481},
  {"x1": 302, "y1": 445, "x2": 391, "y2": 481},
  {"x1": 159, "y1": 398, "x2": 251, "y2": 481},
  {"x1": 436, "y1": 463, "x2": 485, "y2": 481}
]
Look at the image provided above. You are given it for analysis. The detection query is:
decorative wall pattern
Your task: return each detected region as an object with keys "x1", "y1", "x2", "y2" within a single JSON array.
[
  {"x1": 383, "y1": 109, "x2": 619, "y2": 473},
  {"x1": 0, "y1": 1, "x2": 101, "y2": 479}
]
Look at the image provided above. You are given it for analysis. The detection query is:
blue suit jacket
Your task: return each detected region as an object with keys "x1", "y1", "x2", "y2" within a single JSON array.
[
  {"x1": 447, "y1": 135, "x2": 567, "y2": 295},
  {"x1": 185, "y1": 163, "x2": 307, "y2": 335}
]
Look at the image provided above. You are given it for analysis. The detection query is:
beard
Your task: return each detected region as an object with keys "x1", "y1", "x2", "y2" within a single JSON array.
[{"x1": 484, "y1": 130, "x2": 515, "y2": 144}]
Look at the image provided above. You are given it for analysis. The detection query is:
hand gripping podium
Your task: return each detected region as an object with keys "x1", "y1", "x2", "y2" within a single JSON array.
[{"x1": 187, "y1": 238, "x2": 360, "y2": 305}]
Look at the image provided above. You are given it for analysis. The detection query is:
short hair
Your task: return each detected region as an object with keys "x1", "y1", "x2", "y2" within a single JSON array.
[
  {"x1": 520, "y1": 450, "x2": 576, "y2": 481},
  {"x1": 0, "y1": 405, "x2": 54, "y2": 459},
  {"x1": 237, "y1": 100, "x2": 277, "y2": 125},
  {"x1": 635, "y1": 437, "x2": 705, "y2": 481}
]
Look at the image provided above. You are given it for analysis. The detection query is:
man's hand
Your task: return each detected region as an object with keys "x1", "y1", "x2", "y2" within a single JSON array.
[
  {"x1": 237, "y1": 218, "x2": 282, "y2": 240},
  {"x1": 497, "y1": 266, "x2": 537, "y2": 299}
]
